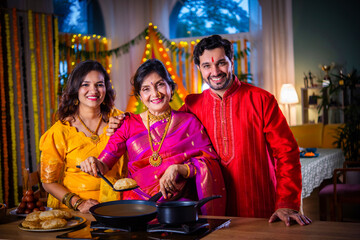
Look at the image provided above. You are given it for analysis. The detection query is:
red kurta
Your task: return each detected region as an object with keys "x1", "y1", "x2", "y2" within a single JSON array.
[{"x1": 180, "y1": 77, "x2": 301, "y2": 218}]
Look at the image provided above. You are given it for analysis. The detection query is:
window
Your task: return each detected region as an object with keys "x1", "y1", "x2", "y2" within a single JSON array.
[
  {"x1": 53, "y1": 0, "x2": 105, "y2": 35},
  {"x1": 170, "y1": 0, "x2": 249, "y2": 39}
]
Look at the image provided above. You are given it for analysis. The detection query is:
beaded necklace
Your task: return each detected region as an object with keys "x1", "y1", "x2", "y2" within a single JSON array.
[
  {"x1": 147, "y1": 109, "x2": 172, "y2": 167},
  {"x1": 78, "y1": 114, "x2": 102, "y2": 144}
]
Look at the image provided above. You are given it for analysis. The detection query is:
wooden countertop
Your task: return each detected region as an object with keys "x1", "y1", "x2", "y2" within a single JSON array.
[{"x1": 1, "y1": 211, "x2": 360, "y2": 239}]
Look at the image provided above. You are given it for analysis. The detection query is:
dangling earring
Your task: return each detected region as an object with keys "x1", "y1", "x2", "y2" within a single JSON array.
[
  {"x1": 74, "y1": 99, "x2": 79, "y2": 105},
  {"x1": 157, "y1": 91, "x2": 161, "y2": 98}
]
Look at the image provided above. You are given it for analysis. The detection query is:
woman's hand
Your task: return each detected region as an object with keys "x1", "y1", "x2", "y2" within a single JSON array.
[
  {"x1": 76, "y1": 198, "x2": 99, "y2": 213},
  {"x1": 80, "y1": 157, "x2": 108, "y2": 177},
  {"x1": 106, "y1": 115, "x2": 125, "y2": 136},
  {"x1": 159, "y1": 164, "x2": 188, "y2": 199}
]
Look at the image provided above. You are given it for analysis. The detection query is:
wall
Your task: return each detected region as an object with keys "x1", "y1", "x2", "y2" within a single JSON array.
[{"x1": 292, "y1": 0, "x2": 360, "y2": 125}]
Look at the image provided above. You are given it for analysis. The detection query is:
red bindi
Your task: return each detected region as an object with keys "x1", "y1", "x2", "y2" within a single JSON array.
[{"x1": 211, "y1": 57, "x2": 214, "y2": 62}]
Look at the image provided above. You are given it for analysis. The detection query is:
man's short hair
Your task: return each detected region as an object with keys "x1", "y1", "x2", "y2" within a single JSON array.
[{"x1": 193, "y1": 35, "x2": 234, "y2": 66}]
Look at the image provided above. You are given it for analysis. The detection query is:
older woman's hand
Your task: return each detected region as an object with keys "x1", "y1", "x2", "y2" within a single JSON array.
[
  {"x1": 80, "y1": 157, "x2": 108, "y2": 177},
  {"x1": 159, "y1": 164, "x2": 188, "y2": 199}
]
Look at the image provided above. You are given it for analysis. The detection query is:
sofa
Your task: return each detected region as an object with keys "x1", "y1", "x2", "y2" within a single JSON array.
[{"x1": 290, "y1": 123, "x2": 343, "y2": 149}]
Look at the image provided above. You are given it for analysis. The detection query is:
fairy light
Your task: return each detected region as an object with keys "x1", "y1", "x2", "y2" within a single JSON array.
[
  {"x1": 93, "y1": 34, "x2": 96, "y2": 38},
  {"x1": 145, "y1": 36, "x2": 149, "y2": 40},
  {"x1": 135, "y1": 102, "x2": 139, "y2": 106},
  {"x1": 171, "y1": 75, "x2": 175, "y2": 79},
  {"x1": 145, "y1": 50, "x2": 150, "y2": 55},
  {"x1": 168, "y1": 67, "x2": 172, "y2": 72},
  {"x1": 196, "y1": 39, "x2": 200, "y2": 43},
  {"x1": 149, "y1": 22, "x2": 153, "y2": 26},
  {"x1": 142, "y1": 58, "x2": 147, "y2": 62},
  {"x1": 165, "y1": 48, "x2": 169, "y2": 51},
  {"x1": 165, "y1": 61, "x2": 170, "y2": 66},
  {"x1": 163, "y1": 54, "x2": 167, "y2": 58},
  {"x1": 171, "y1": 42, "x2": 175, "y2": 45},
  {"x1": 109, "y1": 64, "x2": 112, "y2": 68},
  {"x1": 158, "y1": 39, "x2": 163, "y2": 44},
  {"x1": 146, "y1": 44, "x2": 151, "y2": 49},
  {"x1": 159, "y1": 48, "x2": 163, "y2": 52},
  {"x1": 97, "y1": 35, "x2": 101, "y2": 39},
  {"x1": 179, "y1": 93, "x2": 184, "y2": 98},
  {"x1": 191, "y1": 41, "x2": 195, "y2": 45},
  {"x1": 71, "y1": 38, "x2": 75, "y2": 42},
  {"x1": 71, "y1": 62, "x2": 75, "y2": 65}
]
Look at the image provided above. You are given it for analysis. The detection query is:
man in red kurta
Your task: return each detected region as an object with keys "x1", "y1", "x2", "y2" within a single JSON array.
[{"x1": 179, "y1": 35, "x2": 311, "y2": 226}]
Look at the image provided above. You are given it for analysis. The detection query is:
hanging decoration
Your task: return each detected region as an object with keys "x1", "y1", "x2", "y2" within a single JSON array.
[
  {"x1": 12, "y1": 8, "x2": 26, "y2": 180},
  {"x1": 5, "y1": 13, "x2": 19, "y2": 205},
  {"x1": 0, "y1": 12, "x2": 7, "y2": 205}
]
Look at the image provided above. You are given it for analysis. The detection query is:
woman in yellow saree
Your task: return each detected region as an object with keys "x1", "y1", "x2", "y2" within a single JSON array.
[{"x1": 40, "y1": 60, "x2": 126, "y2": 213}]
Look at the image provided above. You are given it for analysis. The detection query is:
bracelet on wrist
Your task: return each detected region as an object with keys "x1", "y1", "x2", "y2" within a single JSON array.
[
  {"x1": 62, "y1": 192, "x2": 78, "y2": 210},
  {"x1": 73, "y1": 198, "x2": 85, "y2": 211}
]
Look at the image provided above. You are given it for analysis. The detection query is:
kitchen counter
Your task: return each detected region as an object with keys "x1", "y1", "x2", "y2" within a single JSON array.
[{"x1": 1, "y1": 210, "x2": 360, "y2": 239}]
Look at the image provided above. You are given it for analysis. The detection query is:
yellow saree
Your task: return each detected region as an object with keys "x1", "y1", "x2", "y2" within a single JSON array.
[{"x1": 40, "y1": 109, "x2": 127, "y2": 208}]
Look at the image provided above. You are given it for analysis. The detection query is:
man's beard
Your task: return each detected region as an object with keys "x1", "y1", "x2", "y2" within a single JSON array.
[{"x1": 204, "y1": 74, "x2": 233, "y2": 91}]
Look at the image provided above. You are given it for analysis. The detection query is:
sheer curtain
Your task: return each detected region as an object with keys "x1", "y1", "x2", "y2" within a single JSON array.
[
  {"x1": 99, "y1": 0, "x2": 177, "y2": 110},
  {"x1": 258, "y1": 0, "x2": 296, "y2": 124}
]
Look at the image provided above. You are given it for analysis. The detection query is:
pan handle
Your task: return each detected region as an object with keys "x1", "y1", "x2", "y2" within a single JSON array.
[
  {"x1": 148, "y1": 192, "x2": 163, "y2": 202},
  {"x1": 194, "y1": 195, "x2": 222, "y2": 209},
  {"x1": 76, "y1": 165, "x2": 115, "y2": 189}
]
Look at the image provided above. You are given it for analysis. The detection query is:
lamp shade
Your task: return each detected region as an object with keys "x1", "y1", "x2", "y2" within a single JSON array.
[{"x1": 279, "y1": 84, "x2": 299, "y2": 104}]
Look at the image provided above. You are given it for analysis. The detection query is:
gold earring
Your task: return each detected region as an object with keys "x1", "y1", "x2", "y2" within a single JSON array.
[
  {"x1": 157, "y1": 91, "x2": 161, "y2": 98},
  {"x1": 74, "y1": 99, "x2": 79, "y2": 105}
]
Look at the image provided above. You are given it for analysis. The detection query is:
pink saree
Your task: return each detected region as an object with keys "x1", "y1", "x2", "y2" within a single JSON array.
[{"x1": 99, "y1": 110, "x2": 226, "y2": 215}]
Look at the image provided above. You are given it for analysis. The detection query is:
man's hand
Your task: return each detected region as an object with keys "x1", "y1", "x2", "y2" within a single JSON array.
[
  {"x1": 106, "y1": 114, "x2": 126, "y2": 136},
  {"x1": 269, "y1": 208, "x2": 312, "y2": 226}
]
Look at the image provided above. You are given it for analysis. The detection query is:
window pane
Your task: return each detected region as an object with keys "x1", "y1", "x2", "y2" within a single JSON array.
[
  {"x1": 170, "y1": 0, "x2": 249, "y2": 38},
  {"x1": 54, "y1": 0, "x2": 88, "y2": 34}
]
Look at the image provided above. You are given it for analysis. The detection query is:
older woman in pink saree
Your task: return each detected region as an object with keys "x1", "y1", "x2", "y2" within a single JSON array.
[{"x1": 80, "y1": 59, "x2": 226, "y2": 215}]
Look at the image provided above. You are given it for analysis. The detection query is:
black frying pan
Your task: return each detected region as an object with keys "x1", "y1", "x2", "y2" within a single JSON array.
[{"x1": 89, "y1": 192, "x2": 162, "y2": 227}]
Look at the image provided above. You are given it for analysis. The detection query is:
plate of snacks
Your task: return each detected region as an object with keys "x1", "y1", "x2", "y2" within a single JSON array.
[
  {"x1": 18, "y1": 209, "x2": 86, "y2": 232},
  {"x1": 300, "y1": 151, "x2": 320, "y2": 158},
  {"x1": 10, "y1": 190, "x2": 51, "y2": 217}
]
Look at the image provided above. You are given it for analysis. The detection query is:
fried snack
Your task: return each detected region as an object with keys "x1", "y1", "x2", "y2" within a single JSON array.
[
  {"x1": 304, "y1": 152, "x2": 315, "y2": 157},
  {"x1": 25, "y1": 211, "x2": 41, "y2": 222},
  {"x1": 22, "y1": 220, "x2": 41, "y2": 229},
  {"x1": 41, "y1": 218, "x2": 67, "y2": 229},
  {"x1": 114, "y1": 178, "x2": 137, "y2": 190},
  {"x1": 39, "y1": 209, "x2": 72, "y2": 220}
]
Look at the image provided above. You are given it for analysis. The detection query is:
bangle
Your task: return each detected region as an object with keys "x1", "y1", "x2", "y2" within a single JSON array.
[
  {"x1": 62, "y1": 192, "x2": 77, "y2": 210},
  {"x1": 184, "y1": 164, "x2": 191, "y2": 178},
  {"x1": 73, "y1": 198, "x2": 85, "y2": 211}
]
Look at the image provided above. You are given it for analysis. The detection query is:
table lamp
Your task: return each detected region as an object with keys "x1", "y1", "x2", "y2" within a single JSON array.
[{"x1": 279, "y1": 83, "x2": 299, "y2": 125}]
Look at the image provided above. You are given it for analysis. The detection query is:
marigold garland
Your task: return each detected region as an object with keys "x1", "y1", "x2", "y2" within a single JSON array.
[
  {"x1": 47, "y1": 15, "x2": 55, "y2": 124},
  {"x1": 28, "y1": 10, "x2": 40, "y2": 163},
  {"x1": 19, "y1": 15, "x2": 33, "y2": 171},
  {"x1": 41, "y1": 14, "x2": 51, "y2": 129},
  {"x1": 12, "y1": 9, "x2": 26, "y2": 178},
  {"x1": 54, "y1": 17, "x2": 59, "y2": 109},
  {"x1": 35, "y1": 14, "x2": 45, "y2": 135},
  {"x1": 0, "y1": 14, "x2": 6, "y2": 204},
  {"x1": 5, "y1": 13, "x2": 19, "y2": 204}
]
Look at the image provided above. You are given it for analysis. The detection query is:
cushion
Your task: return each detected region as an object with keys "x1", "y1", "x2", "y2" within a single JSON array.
[
  {"x1": 290, "y1": 124, "x2": 324, "y2": 148},
  {"x1": 322, "y1": 123, "x2": 344, "y2": 148}
]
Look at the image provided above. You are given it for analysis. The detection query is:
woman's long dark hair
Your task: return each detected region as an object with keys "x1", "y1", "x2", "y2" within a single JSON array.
[{"x1": 57, "y1": 60, "x2": 115, "y2": 121}]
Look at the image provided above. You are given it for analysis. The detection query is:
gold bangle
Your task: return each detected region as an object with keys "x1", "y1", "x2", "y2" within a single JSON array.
[
  {"x1": 73, "y1": 198, "x2": 85, "y2": 211},
  {"x1": 184, "y1": 164, "x2": 191, "y2": 178},
  {"x1": 62, "y1": 192, "x2": 77, "y2": 210}
]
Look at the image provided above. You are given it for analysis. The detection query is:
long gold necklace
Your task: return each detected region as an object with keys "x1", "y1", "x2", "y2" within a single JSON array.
[
  {"x1": 147, "y1": 109, "x2": 171, "y2": 167},
  {"x1": 78, "y1": 114, "x2": 103, "y2": 144}
]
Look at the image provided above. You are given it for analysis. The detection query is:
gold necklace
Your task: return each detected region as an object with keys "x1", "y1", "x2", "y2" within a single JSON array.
[
  {"x1": 78, "y1": 114, "x2": 103, "y2": 144},
  {"x1": 148, "y1": 108, "x2": 172, "y2": 122},
  {"x1": 147, "y1": 110, "x2": 171, "y2": 167}
]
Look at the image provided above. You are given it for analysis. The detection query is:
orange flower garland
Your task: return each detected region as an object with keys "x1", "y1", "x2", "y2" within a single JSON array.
[
  {"x1": 5, "y1": 13, "x2": 19, "y2": 204},
  {"x1": 35, "y1": 14, "x2": 45, "y2": 135},
  {"x1": 54, "y1": 17, "x2": 59, "y2": 109},
  {"x1": 0, "y1": 15, "x2": 8, "y2": 204},
  {"x1": 41, "y1": 14, "x2": 51, "y2": 129},
  {"x1": 47, "y1": 15, "x2": 55, "y2": 124},
  {"x1": 12, "y1": 8, "x2": 26, "y2": 177}
]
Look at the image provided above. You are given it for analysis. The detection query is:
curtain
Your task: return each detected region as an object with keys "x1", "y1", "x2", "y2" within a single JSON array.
[{"x1": 259, "y1": 0, "x2": 296, "y2": 124}]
